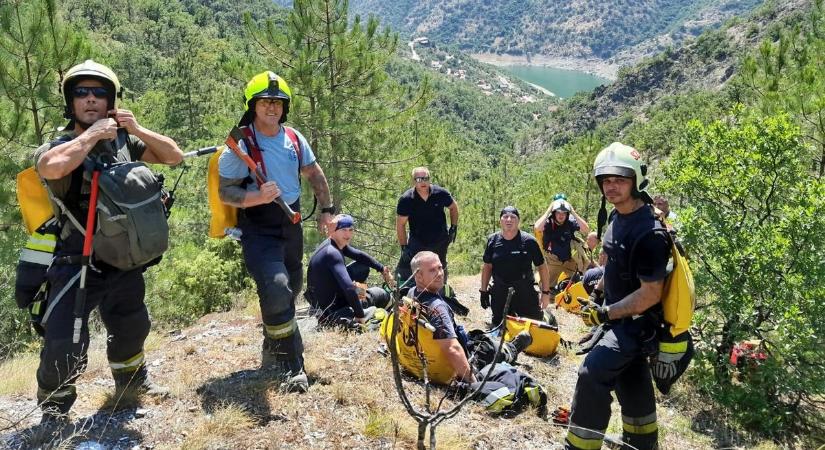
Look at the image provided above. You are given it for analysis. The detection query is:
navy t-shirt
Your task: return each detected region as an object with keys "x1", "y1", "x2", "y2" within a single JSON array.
[
  {"x1": 601, "y1": 205, "x2": 670, "y2": 306},
  {"x1": 414, "y1": 289, "x2": 458, "y2": 340},
  {"x1": 396, "y1": 184, "x2": 454, "y2": 244},
  {"x1": 582, "y1": 266, "x2": 604, "y2": 295},
  {"x1": 541, "y1": 216, "x2": 580, "y2": 261},
  {"x1": 483, "y1": 231, "x2": 544, "y2": 283}
]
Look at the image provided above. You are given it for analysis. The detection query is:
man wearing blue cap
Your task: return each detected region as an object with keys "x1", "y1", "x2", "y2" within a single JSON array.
[
  {"x1": 306, "y1": 214, "x2": 395, "y2": 327},
  {"x1": 480, "y1": 206, "x2": 552, "y2": 326}
]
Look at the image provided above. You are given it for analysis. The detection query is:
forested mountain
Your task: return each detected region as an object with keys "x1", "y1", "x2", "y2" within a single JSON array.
[
  {"x1": 324, "y1": 0, "x2": 764, "y2": 62},
  {"x1": 521, "y1": 0, "x2": 812, "y2": 151},
  {"x1": 1, "y1": 0, "x2": 823, "y2": 446}
]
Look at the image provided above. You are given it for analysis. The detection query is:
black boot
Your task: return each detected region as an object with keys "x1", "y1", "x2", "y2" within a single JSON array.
[
  {"x1": 261, "y1": 332, "x2": 308, "y2": 393},
  {"x1": 511, "y1": 330, "x2": 533, "y2": 354},
  {"x1": 113, "y1": 365, "x2": 169, "y2": 397}
]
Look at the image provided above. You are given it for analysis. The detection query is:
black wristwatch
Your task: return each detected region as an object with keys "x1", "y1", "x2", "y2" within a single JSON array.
[{"x1": 320, "y1": 205, "x2": 336, "y2": 215}]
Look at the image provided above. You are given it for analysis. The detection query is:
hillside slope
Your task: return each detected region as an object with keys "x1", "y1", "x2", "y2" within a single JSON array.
[
  {"x1": 338, "y1": 0, "x2": 763, "y2": 63},
  {"x1": 0, "y1": 276, "x2": 781, "y2": 449},
  {"x1": 521, "y1": 0, "x2": 812, "y2": 152}
]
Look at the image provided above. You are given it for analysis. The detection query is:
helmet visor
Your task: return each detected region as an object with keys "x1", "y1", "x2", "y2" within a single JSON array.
[{"x1": 595, "y1": 166, "x2": 635, "y2": 179}]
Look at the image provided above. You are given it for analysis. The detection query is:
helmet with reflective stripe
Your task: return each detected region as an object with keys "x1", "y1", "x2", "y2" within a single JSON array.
[
  {"x1": 62, "y1": 60, "x2": 122, "y2": 120},
  {"x1": 593, "y1": 142, "x2": 649, "y2": 194},
  {"x1": 240, "y1": 71, "x2": 292, "y2": 125}
]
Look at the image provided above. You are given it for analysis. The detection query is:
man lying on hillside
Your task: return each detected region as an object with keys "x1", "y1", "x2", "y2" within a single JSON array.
[
  {"x1": 305, "y1": 214, "x2": 394, "y2": 329},
  {"x1": 405, "y1": 251, "x2": 546, "y2": 413}
]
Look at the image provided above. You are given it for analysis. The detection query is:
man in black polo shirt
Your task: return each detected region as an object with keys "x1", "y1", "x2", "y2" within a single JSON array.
[
  {"x1": 395, "y1": 166, "x2": 459, "y2": 286},
  {"x1": 479, "y1": 206, "x2": 551, "y2": 326}
]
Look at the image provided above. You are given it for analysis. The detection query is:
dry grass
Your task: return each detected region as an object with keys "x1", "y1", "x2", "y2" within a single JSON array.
[
  {"x1": 0, "y1": 352, "x2": 39, "y2": 395},
  {"x1": 180, "y1": 403, "x2": 255, "y2": 450},
  {"x1": 0, "y1": 275, "x2": 803, "y2": 449}
]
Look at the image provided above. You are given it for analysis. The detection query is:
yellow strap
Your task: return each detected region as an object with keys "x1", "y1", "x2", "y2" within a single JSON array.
[{"x1": 660, "y1": 340, "x2": 688, "y2": 354}]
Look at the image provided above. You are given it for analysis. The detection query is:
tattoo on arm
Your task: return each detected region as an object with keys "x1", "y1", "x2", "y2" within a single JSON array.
[
  {"x1": 303, "y1": 163, "x2": 331, "y2": 206},
  {"x1": 218, "y1": 176, "x2": 248, "y2": 208}
]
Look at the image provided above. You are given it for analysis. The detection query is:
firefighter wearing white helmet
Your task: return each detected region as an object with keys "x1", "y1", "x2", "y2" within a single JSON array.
[
  {"x1": 563, "y1": 142, "x2": 670, "y2": 450},
  {"x1": 218, "y1": 71, "x2": 333, "y2": 393},
  {"x1": 32, "y1": 59, "x2": 183, "y2": 425},
  {"x1": 533, "y1": 196, "x2": 591, "y2": 286}
]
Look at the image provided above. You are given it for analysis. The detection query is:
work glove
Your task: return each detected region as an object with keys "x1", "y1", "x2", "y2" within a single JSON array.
[
  {"x1": 479, "y1": 290, "x2": 491, "y2": 309},
  {"x1": 448, "y1": 225, "x2": 458, "y2": 243},
  {"x1": 651, "y1": 340, "x2": 688, "y2": 381},
  {"x1": 578, "y1": 297, "x2": 609, "y2": 327}
]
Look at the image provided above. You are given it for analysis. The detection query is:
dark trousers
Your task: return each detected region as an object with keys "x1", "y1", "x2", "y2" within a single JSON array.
[
  {"x1": 317, "y1": 262, "x2": 390, "y2": 325},
  {"x1": 396, "y1": 237, "x2": 450, "y2": 288},
  {"x1": 490, "y1": 279, "x2": 543, "y2": 326},
  {"x1": 240, "y1": 222, "x2": 304, "y2": 368},
  {"x1": 565, "y1": 321, "x2": 659, "y2": 450},
  {"x1": 37, "y1": 262, "x2": 148, "y2": 414}
]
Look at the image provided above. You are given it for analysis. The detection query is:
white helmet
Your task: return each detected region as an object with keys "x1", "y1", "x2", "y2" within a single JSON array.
[
  {"x1": 593, "y1": 142, "x2": 649, "y2": 194},
  {"x1": 62, "y1": 60, "x2": 122, "y2": 120}
]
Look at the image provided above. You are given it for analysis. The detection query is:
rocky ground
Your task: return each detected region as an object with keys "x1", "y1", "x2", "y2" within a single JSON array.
[{"x1": 0, "y1": 275, "x2": 780, "y2": 449}]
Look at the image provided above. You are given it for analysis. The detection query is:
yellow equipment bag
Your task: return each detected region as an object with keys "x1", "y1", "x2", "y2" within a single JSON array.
[
  {"x1": 379, "y1": 297, "x2": 457, "y2": 385},
  {"x1": 554, "y1": 279, "x2": 588, "y2": 313},
  {"x1": 503, "y1": 315, "x2": 560, "y2": 357},
  {"x1": 207, "y1": 148, "x2": 237, "y2": 238},
  {"x1": 661, "y1": 240, "x2": 695, "y2": 337},
  {"x1": 16, "y1": 168, "x2": 53, "y2": 235},
  {"x1": 630, "y1": 229, "x2": 696, "y2": 337}
]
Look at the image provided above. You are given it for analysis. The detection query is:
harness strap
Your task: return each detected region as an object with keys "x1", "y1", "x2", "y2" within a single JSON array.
[{"x1": 239, "y1": 125, "x2": 304, "y2": 182}]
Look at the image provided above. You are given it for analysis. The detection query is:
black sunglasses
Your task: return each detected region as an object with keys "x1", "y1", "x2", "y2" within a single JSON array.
[
  {"x1": 414, "y1": 176, "x2": 430, "y2": 182},
  {"x1": 72, "y1": 86, "x2": 109, "y2": 99}
]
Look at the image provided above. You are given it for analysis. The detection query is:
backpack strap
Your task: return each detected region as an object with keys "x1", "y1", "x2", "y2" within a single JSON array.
[
  {"x1": 240, "y1": 126, "x2": 266, "y2": 179},
  {"x1": 283, "y1": 126, "x2": 303, "y2": 181}
]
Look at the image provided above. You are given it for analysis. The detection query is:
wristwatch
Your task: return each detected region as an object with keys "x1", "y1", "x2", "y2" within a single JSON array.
[
  {"x1": 541, "y1": 290, "x2": 551, "y2": 295},
  {"x1": 320, "y1": 205, "x2": 336, "y2": 215}
]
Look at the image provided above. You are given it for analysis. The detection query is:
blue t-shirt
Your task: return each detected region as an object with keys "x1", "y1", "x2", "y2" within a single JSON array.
[{"x1": 218, "y1": 125, "x2": 316, "y2": 204}]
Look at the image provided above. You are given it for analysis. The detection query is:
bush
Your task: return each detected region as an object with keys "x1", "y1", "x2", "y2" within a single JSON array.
[
  {"x1": 145, "y1": 238, "x2": 250, "y2": 326},
  {"x1": 662, "y1": 108, "x2": 825, "y2": 439}
]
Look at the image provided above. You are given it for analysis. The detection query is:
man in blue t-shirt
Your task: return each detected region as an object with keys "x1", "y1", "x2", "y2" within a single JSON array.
[
  {"x1": 306, "y1": 215, "x2": 394, "y2": 327},
  {"x1": 218, "y1": 71, "x2": 334, "y2": 393},
  {"x1": 395, "y1": 167, "x2": 459, "y2": 287}
]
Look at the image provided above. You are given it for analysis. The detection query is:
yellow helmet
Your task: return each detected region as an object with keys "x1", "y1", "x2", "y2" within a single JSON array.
[
  {"x1": 240, "y1": 71, "x2": 291, "y2": 125},
  {"x1": 62, "y1": 60, "x2": 122, "y2": 119}
]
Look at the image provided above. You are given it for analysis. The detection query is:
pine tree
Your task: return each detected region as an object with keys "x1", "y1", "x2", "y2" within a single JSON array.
[{"x1": 0, "y1": 0, "x2": 88, "y2": 146}]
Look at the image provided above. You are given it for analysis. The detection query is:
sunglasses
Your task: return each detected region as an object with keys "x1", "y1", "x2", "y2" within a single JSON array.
[
  {"x1": 257, "y1": 98, "x2": 283, "y2": 107},
  {"x1": 72, "y1": 86, "x2": 109, "y2": 99},
  {"x1": 414, "y1": 176, "x2": 430, "y2": 182}
]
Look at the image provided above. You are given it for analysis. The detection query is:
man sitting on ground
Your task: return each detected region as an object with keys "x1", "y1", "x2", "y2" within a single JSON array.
[
  {"x1": 405, "y1": 251, "x2": 545, "y2": 412},
  {"x1": 306, "y1": 214, "x2": 394, "y2": 328}
]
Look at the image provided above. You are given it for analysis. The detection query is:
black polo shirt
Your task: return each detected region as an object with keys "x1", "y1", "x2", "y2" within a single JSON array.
[
  {"x1": 396, "y1": 184, "x2": 454, "y2": 244},
  {"x1": 483, "y1": 231, "x2": 544, "y2": 283}
]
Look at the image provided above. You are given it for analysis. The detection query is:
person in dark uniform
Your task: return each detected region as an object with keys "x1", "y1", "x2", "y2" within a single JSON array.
[
  {"x1": 306, "y1": 214, "x2": 394, "y2": 327},
  {"x1": 479, "y1": 206, "x2": 551, "y2": 326},
  {"x1": 564, "y1": 142, "x2": 670, "y2": 450},
  {"x1": 395, "y1": 167, "x2": 459, "y2": 286},
  {"x1": 33, "y1": 60, "x2": 182, "y2": 423},
  {"x1": 581, "y1": 250, "x2": 607, "y2": 295}
]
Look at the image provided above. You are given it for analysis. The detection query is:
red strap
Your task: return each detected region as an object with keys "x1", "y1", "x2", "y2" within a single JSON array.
[
  {"x1": 283, "y1": 126, "x2": 303, "y2": 176},
  {"x1": 240, "y1": 126, "x2": 266, "y2": 180}
]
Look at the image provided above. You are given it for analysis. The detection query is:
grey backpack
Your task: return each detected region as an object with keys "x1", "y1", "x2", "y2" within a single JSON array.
[{"x1": 92, "y1": 160, "x2": 168, "y2": 270}]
